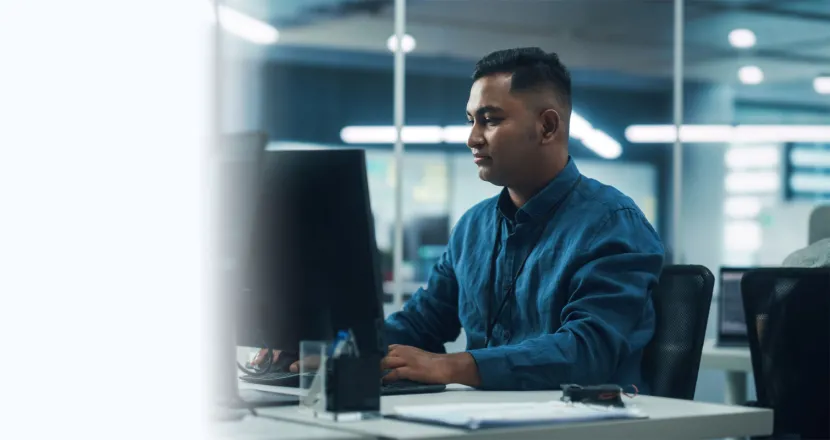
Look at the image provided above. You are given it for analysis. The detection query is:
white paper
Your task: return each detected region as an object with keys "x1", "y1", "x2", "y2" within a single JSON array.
[{"x1": 390, "y1": 400, "x2": 647, "y2": 429}]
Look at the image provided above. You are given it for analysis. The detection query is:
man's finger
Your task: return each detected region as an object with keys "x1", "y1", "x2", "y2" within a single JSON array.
[
  {"x1": 380, "y1": 356, "x2": 407, "y2": 370},
  {"x1": 382, "y1": 367, "x2": 411, "y2": 383},
  {"x1": 251, "y1": 348, "x2": 268, "y2": 365},
  {"x1": 289, "y1": 361, "x2": 299, "y2": 373}
]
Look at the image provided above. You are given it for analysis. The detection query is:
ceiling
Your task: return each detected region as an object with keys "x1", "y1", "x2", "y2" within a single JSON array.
[{"x1": 225, "y1": 0, "x2": 830, "y2": 108}]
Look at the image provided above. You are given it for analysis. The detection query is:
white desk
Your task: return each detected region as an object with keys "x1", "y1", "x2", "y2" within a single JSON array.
[
  {"x1": 211, "y1": 414, "x2": 366, "y2": 440},
  {"x1": 253, "y1": 385, "x2": 772, "y2": 440},
  {"x1": 700, "y1": 339, "x2": 753, "y2": 405}
]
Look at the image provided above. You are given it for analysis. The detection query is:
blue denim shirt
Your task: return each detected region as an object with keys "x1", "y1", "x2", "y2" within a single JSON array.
[{"x1": 384, "y1": 157, "x2": 664, "y2": 391}]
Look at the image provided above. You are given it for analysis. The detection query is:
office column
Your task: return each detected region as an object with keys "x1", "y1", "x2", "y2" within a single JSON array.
[
  {"x1": 679, "y1": 83, "x2": 735, "y2": 282},
  {"x1": 392, "y1": 0, "x2": 406, "y2": 309},
  {"x1": 680, "y1": 82, "x2": 738, "y2": 404}
]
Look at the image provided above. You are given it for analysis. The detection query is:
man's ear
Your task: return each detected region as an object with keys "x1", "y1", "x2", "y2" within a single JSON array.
[{"x1": 540, "y1": 108, "x2": 560, "y2": 143}]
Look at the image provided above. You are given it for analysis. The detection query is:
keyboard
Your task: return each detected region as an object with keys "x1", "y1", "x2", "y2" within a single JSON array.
[{"x1": 239, "y1": 371, "x2": 446, "y2": 395}]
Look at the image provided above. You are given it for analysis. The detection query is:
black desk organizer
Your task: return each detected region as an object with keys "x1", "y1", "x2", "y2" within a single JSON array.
[
  {"x1": 324, "y1": 354, "x2": 382, "y2": 414},
  {"x1": 300, "y1": 340, "x2": 382, "y2": 421}
]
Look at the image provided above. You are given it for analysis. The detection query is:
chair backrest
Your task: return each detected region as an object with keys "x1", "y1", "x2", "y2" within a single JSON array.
[
  {"x1": 741, "y1": 267, "x2": 830, "y2": 439},
  {"x1": 642, "y1": 265, "x2": 714, "y2": 399},
  {"x1": 809, "y1": 204, "x2": 830, "y2": 245}
]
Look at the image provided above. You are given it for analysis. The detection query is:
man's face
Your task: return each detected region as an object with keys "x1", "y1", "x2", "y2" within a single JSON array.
[{"x1": 466, "y1": 73, "x2": 540, "y2": 187}]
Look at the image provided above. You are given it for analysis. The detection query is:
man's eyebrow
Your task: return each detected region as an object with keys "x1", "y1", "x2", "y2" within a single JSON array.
[{"x1": 466, "y1": 105, "x2": 504, "y2": 117}]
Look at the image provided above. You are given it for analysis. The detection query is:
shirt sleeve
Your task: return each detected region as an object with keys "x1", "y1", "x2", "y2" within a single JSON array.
[
  {"x1": 467, "y1": 208, "x2": 664, "y2": 390},
  {"x1": 383, "y1": 245, "x2": 462, "y2": 354}
]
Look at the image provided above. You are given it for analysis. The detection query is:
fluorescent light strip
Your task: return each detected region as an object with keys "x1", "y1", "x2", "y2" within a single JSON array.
[
  {"x1": 340, "y1": 112, "x2": 622, "y2": 159},
  {"x1": 340, "y1": 126, "x2": 443, "y2": 144},
  {"x1": 725, "y1": 171, "x2": 780, "y2": 194},
  {"x1": 725, "y1": 145, "x2": 779, "y2": 169},
  {"x1": 724, "y1": 196, "x2": 762, "y2": 219},
  {"x1": 791, "y1": 148, "x2": 830, "y2": 168},
  {"x1": 790, "y1": 173, "x2": 830, "y2": 192},
  {"x1": 441, "y1": 126, "x2": 472, "y2": 144},
  {"x1": 724, "y1": 220, "x2": 762, "y2": 252},
  {"x1": 625, "y1": 125, "x2": 830, "y2": 143},
  {"x1": 208, "y1": 4, "x2": 279, "y2": 45}
]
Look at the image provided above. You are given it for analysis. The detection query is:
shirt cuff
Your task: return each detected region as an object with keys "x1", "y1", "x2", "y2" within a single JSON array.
[{"x1": 467, "y1": 348, "x2": 512, "y2": 390}]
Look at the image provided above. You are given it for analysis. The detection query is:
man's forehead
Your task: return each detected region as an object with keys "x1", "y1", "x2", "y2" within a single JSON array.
[{"x1": 467, "y1": 73, "x2": 514, "y2": 111}]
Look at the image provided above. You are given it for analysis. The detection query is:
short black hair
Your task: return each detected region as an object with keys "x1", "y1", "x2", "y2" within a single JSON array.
[{"x1": 472, "y1": 47, "x2": 572, "y2": 108}]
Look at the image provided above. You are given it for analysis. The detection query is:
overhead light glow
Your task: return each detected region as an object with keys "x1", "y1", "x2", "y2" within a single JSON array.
[
  {"x1": 728, "y1": 29, "x2": 756, "y2": 48},
  {"x1": 441, "y1": 126, "x2": 471, "y2": 144},
  {"x1": 814, "y1": 76, "x2": 830, "y2": 95},
  {"x1": 266, "y1": 141, "x2": 328, "y2": 151},
  {"x1": 340, "y1": 126, "x2": 442, "y2": 144},
  {"x1": 207, "y1": 4, "x2": 279, "y2": 45},
  {"x1": 724, "y1": 197, "x2": 763, "y2": 219},
  {"x1": 724, "y1": 220, "x2": 762, "y2": 252},
  {"x1": 387, "y1": 34, "x2": 416, "y2": 53},
  {"x1": 566, "y1": 111, "x2": 622, "y2": 159},
  {"x1": 738, "y1": 65, "x2": 764, "y2": 85},
  {"x1": 578, "y1": 129, "x2": 622, "y2": 159},
  {"x1": 725, "y1": 171, "x2": 780, "y2": 194},
  {"x1": 790, "y1": 173, "x2": 830, "y2": 192},
  {"x1": 625, "y1": 124, "x2": 830, "y2": 143},
  {"x1": 790, "y1": 147, "x2": 830, "y2": 168},
  {"x1": 725, "y1": 146, "x2": 779, "y2": 169},
  {"x1": 569, "y1": 113, "x2": 593, "y2": 139},
  {"x1": 340, "y1": 111, "x2": 622, "y2": 159}
]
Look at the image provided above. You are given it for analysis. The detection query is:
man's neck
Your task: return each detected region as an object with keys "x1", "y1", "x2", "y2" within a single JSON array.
[{"x1": 507, "y1": 157, "x2": 567, "y2": 208}]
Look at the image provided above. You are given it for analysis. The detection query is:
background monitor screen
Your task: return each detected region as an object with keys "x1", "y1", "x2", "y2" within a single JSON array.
[{"x1": 719, "y1": 268, "x2": 749, "y2": 336}]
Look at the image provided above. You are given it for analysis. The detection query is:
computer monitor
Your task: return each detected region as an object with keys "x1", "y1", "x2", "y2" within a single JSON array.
[
  {"x1": 235, "y1": 148, "x2": 386, "y2": 357},
  {"x1": 402, "y1": 215, "x2": 450, "y2": 261},
  {"x1": 216, "y1": 132, "x2": 267, "y2": 276},
  {"x1": 213, "y1": 132, "x2": 302, "y2": 410},
  {"x1": 716, "y1": 267, "x2": 752, "y2": 347}
]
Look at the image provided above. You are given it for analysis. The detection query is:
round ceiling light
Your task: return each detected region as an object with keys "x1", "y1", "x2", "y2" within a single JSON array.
[
  {"x1": 738, "y1": 65, "x2": 764, "y2": 85},
  {"x1": 387, "y1": 34, "x2": 416, "y2": 53},
  {"x1": 729, "y1": 29, "x2": 756, "y2": 49},
  {"x1": 814, "y1": 75, "x2": 830, "y2": 95}
]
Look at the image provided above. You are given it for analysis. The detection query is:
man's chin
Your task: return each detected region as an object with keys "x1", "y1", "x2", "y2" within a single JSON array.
[{"x1": 477, "y1": 168, "x2": 502, "y2": 186}]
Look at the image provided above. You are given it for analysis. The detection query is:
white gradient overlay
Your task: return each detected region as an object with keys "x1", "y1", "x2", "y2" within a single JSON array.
[{"x1": 0, "y1": 1, "x2": 210, "y2": 438}]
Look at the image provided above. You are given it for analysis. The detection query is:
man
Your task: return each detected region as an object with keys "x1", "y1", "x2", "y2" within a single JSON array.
[
  {"x1": 782, "y1": 237, "x2": 830, "y2": 268},
  {"x1": 782, "y1": 205, "x2": 830, "y2": 267},
  {"x1": 379, "y1": 47, "x2": 664, "y2": 391}
]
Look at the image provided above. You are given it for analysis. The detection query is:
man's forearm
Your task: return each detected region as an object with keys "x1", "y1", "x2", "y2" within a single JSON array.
[{"x1": 440, "y1": 352, "x2": 481, "y2": 387}]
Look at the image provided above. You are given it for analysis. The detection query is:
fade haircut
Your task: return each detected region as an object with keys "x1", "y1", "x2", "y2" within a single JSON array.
[{"x1": 472, "y1": 47, "x2": 572, "y2": 110}]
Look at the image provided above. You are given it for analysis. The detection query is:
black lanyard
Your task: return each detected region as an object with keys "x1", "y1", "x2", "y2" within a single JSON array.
[{"x1": 484, "y1": 175, "x2": 582, "y2": 347}]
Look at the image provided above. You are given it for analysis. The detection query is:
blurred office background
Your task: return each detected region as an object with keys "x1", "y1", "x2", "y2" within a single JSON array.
[{"x1": 218, "y1": 0, "x2": 829, "y2": 403}]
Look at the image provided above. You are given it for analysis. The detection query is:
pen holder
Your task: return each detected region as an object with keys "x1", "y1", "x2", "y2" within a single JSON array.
[{"x1": 299, "y1": 340, "x2": 381, "y2": 421}]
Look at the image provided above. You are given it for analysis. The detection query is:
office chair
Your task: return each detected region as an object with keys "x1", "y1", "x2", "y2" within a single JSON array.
[
  {"x1": 808, "y1": 204, "x2": 830, "y2": 245},
  {"x1": 741, "y1": 268, "x2": 830, "y2": 440},
  {"x1": 642, "y1": 265, "x2": 714, "y2": 400}
]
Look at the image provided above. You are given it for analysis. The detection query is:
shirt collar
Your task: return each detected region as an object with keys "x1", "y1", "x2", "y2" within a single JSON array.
[{"x1": 496, "y1": 156, "x2": 581, "y2": 224}]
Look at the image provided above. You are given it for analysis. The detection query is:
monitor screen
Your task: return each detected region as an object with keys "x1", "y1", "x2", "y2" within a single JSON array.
[
  {"x1": 235, "y1": 148, "x2": 386, "y2": 356},
  {"x1": 719, "y1": 268, "x2": 749, "y2": 336}
]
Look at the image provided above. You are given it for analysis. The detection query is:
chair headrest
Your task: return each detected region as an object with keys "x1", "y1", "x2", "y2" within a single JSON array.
[{"x1": 809, "y1": 205, "x2": 830, "y2": 245}]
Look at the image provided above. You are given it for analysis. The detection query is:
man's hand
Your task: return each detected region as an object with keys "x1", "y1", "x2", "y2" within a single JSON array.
[
  {"x1": 250, "y1": 348, "x2": 280, "y2": 367},
  {"x1": 249, "y1": 348, "x2": 301, "y2": 372},
  {"x1": 380, "y1": 344, "x2": 481, "y2": 387}
]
